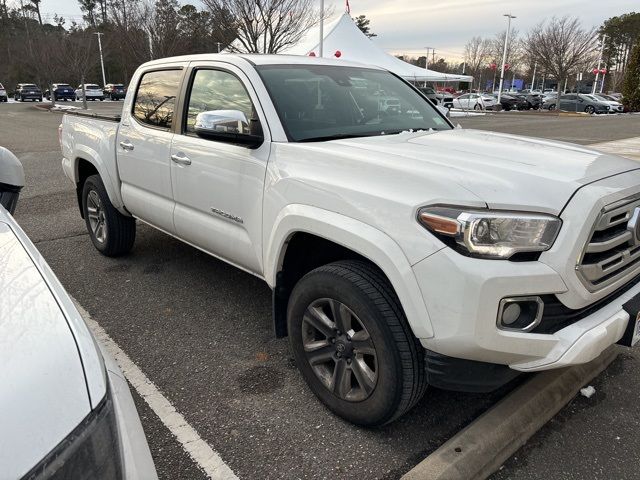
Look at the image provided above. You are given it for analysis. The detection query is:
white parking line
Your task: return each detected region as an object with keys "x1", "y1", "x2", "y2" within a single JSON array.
[
  {"x1": 73, "y1": 301, "x2": 238, "y2": 480},
  {"x1": 590, "y1": 136, "x2": 640, "y2": 161}
]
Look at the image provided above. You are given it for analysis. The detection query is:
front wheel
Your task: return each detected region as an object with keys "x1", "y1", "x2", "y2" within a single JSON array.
[
  {"x1": 474, "y1": 103, "x2": 482, "y2": 111},
  {"x1": 82, "y1": 174, "x2": 136, "y2": 256},
  {"x1": 548, "y1": 104, "x2": 556, "y2": 110},
  {"x1": 287, "y1": 260, "x2": 427, "y2": 426},
  {"x1": 585, "y1": 105, "x2": 595, "y2": 114}
]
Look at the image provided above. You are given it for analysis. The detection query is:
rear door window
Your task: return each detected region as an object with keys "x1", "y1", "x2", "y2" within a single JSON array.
[{"x1": 133, "y1": 69, "x2": 182, "y2": 129}]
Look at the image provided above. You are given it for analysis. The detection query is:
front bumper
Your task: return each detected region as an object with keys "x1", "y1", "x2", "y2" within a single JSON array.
[
  {"x1": 414, "y1": 171, "x2": 640, "y2": 373},
  {"x1": 413, "y1": 246, "x2": 635, "y2": 372}
]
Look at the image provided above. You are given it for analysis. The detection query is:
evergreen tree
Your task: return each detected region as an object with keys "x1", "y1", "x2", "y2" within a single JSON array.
[
  {"x1": 622, "y1": 41, "x2": 640, "y2": 112},
  {"x1": 353, "y1": 15, "x2": 376, "y2": 38}
]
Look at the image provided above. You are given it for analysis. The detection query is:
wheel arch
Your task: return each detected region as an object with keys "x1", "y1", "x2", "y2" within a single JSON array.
[
  {"x1": 70, "y1": 148, "x2": 126, "y2": 216},
  {"x1": 265, "y1": 205, "x2": 434, "y2": 340}
]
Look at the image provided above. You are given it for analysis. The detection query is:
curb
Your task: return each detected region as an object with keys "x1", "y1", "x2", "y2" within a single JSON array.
[{"x1": 402, "y1": 346, "x2": 620, "y2": 480}]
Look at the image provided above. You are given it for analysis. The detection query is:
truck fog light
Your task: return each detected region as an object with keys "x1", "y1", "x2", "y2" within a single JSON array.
[
  {"x1": 501, "y1": 303, "x2": 521, "y2": 325},
  {"x1": 497, "y1": 297, "x2": 544, "y2": 332}
]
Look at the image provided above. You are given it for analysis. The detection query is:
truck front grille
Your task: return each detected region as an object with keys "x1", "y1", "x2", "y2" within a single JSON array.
[{"x1": 577, "y1": 195, "x2": 640, "y2": 292}]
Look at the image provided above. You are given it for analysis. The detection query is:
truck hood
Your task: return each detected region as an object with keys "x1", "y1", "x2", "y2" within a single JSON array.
[{"x1": 327, "y1": 128, "x2": 640, "y2": 215}]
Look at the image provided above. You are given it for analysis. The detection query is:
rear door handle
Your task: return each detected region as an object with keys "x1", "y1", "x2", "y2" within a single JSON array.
[
  {"x1": 171, "y1": 153, "x2": 191, "y2": 166},
  {"x1": 119, "y1": 140, "x2": 134, "y2": 151}
]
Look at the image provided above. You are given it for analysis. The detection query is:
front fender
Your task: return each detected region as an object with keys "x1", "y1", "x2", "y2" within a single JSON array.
[{"x1": 264, "y1": 204, "x2": 435, "y2": 339}]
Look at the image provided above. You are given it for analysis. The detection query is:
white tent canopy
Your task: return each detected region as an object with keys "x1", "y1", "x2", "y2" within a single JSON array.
[{"x1": 277, "y1": 13, "x2": 473, "y2": 83}]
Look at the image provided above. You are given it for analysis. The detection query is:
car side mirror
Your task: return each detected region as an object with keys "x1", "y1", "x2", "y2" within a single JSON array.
[
  {"x1": 194, "y1": 110, "x2": 264, "y2": 149},
  {"x1": 436, "y1": 105, "x2": 450, "y2": 117},
  {"x1": 0, "y1": 147, "x2": 25, "y2": 215}
]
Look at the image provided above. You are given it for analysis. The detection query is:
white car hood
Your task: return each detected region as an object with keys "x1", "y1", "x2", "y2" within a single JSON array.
[
  {"x1": 328, "y1": 128, "x2": 640, "y2": 214},
  {"x1": 0, "y1": 220, "x2": 91, "y2": 478}
]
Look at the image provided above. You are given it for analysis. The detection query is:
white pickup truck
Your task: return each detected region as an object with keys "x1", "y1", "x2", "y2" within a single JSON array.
[{"x1": 61, "y1": 54, "x2": 640, "y2": 426}]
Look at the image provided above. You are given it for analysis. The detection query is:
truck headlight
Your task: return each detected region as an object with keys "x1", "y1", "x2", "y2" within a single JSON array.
[
  {"x1": 418, "y1": 206, "x2": 561, "y2": 259},
  {"x1": 25, "y1": 391, "x2": 123, "y2": 480}
]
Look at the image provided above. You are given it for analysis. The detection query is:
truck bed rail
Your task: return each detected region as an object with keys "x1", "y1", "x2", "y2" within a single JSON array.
[{"x1": 64, "y1": 110, "x2": 121, "y2": 122}]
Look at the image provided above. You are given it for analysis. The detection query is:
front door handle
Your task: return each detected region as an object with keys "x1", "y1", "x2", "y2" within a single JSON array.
[
  {"x1": 119, "y1": 140, "x2": 134, "y2": 151},
  {"x1": 171, "y1": 153, "x2": 192, "y2": 166}
]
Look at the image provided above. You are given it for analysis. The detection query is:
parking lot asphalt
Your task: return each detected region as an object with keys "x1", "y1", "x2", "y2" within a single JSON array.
[{"x1": 2, "y1": 101, "x2": 640, "y2": 479}]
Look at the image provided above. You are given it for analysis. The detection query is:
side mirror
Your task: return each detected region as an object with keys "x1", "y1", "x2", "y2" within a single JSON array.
[
  {"x1": 194, "y1": 110, "x2": 264, "y2": 148},
  {"x1": 0, "y1": 147, "x2": 25, "y2": 215},
  {"x1": 436, "y1": 105, "x2": 450, "y2": 117}
]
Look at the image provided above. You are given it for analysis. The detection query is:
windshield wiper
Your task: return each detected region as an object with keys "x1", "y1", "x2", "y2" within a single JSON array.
[{"x1": 298, "y1": 133, "x2": 378, "y2": 143}]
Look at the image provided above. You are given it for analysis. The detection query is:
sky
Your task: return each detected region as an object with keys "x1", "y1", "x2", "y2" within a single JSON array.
[{"x1": 35, "y1": 0, "x2": 633, "y2": 61}]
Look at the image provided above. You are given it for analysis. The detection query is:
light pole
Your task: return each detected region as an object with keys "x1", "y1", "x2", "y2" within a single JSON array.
[
  {"x1": 94, "y1": 32, "x2": 106, "y2": 87},
  {"x1": 592, "y1": 34, "x2": 606, "y2": 94},
  {"x1": 531, "y1": 62, "x2": 537, "y2": 91},
  {"x1": 319, "y1": 0, "x2": 324, "y2": 57},
  {"x1": 497, "y1": 14, "x2": 516, "y2": 105},
  {"x1": 423, "y1": 47, "x2": 433, "y2": 69}
]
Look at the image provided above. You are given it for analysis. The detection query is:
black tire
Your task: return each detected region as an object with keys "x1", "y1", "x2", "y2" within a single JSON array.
[
  {"x1": 474, "y1": 103, "x2": 482, "y2": 111},
  {"x1": 287, "y1": 260, "x2": 427, "y2": 426},
  {"x1": 82, "y1": 174, "x2": 136, "y2": 256},
  {"x1": 585, "y1": 105, "x2": 595, "y2": 114},
  {"x1": 548, "y1": 104, "x2": 556, "y2": 111}
]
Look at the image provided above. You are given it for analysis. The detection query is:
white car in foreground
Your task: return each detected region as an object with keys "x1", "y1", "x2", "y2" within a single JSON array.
[
  {"x1": 452, "y1": 93, "x2": 497, "y2": 110},
  {"x1": 61, "y1": 54, "x2": 640, "y2": 426},
  {"x1": 0, "y1": 148, "x2": 157, "y2": 479},
  {"x1": 75, "y1": 83, "x2": 105, "y2": 101}
]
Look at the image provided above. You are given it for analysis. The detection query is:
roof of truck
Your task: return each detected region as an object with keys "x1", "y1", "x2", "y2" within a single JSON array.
[{"x1": 138, "y1": 53, "x2": 383, "y2": 71}]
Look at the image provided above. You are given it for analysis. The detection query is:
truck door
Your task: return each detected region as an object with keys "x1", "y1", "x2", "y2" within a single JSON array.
[
  {"x1": 169, "y1": 63, "x2": 270, "y2": 275},
  {"x1": 116, "y1": 67, "x2": 183, "y2": 234}
]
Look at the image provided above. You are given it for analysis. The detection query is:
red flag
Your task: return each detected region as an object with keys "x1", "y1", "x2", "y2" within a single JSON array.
[{"x1": 346, "y1": 0, "x2": 350, "y2": 14}]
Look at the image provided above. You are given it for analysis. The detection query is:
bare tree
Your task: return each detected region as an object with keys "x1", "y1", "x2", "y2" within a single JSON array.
[
  {"x1": 203, "y1": 0, "x2": 325, "y2": 54},
  {"x1": 464, "y1": 36, "x2": 491, "y2": 89},
  {"x1": 490, "y1": 28, "x2": 520, "y2": 64},
  {"x1": 525, "y1": 16, "x2": 597, "y2": 101}
]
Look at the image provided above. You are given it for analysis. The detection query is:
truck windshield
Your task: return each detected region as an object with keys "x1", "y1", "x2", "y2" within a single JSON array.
[{"x1": 256, "y1": 65, "x2": 451, "y2": 142}]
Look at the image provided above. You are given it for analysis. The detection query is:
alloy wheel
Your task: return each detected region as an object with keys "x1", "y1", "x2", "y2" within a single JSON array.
[
  {"x1": 86, "y1": 190, "x2": 107, "y2": 244},
  {"x1": 302, "y1": 298, "x2": 378, "y2": 402}
]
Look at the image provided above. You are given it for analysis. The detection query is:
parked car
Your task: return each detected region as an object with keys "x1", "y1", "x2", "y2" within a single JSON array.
[
  {"x1": 435, "y1": 92, "x2": 454, "y2": 109},
  {"x1": 75, "y1": 83, "x2": 105, "y2": 101},
  {"x1": 14, "y1": 83, "x2": 42, "y2": 102},
  {"x1": 45, "y1": 83, "x2": 75, "y2": 101},
  {"x1": 0, "y1": 83, "x2": 7, "y2": 102},
  {"x1": 496, "y1": 93, "x2": 528, "y2": 111},
  {"x1": 516, "y1": 94, "x2": 543, "y2": 110},
  {"x1": 592, "y1": 94, "x2": 624, "y2": 113},
  {"x1": 417, "y1": 86, "x2": 438, "y2": 104},
  {"x1": 0, "y1": 147, "x2": 158, "y2": 479},
  {"x1": 544, "y1": 94, "x2": 610, "y2": 114},
  {"x1": 61, "y1": 54, "x2": 640, "y2": 426},
  {"x1": 104, "y1": 83, "x2": 127, "y2": 100},
  {"x1": 521, "y1": 93, "x2": 542, "y2": 110},
  {"x1": 452, "y1": 93, "x2": 497, "y2": 110}
]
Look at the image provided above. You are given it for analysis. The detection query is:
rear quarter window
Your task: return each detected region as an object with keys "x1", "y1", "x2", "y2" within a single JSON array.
[{"x1": 133, "y1": 69, "x2": 182, "y2": 129}]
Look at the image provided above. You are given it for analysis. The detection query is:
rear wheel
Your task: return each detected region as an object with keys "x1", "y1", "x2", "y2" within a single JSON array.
[
  {"x1": 548, "y1": 104, "x2": 556, "y2": 110},
  {"x1": 287, "y1": 260, "x2": 427, "y2": 426},
  {"x1": 82, "y1": 174, "x2": 136, "y2": 256}
]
